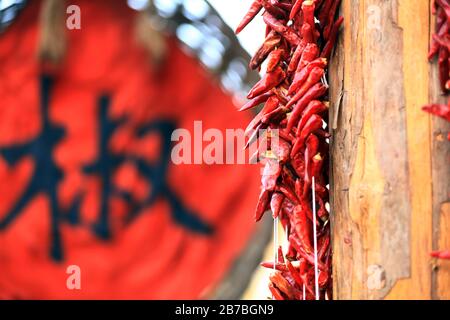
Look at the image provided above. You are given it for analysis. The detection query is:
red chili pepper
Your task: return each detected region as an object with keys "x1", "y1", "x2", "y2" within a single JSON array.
[
  {"x1": 286, "y1": 83, "x2": 328, "y2": 133},
  {"x1": 289, "y1": 233, "x2": 326, "y2": 270},
  {"x1": 272, "y1": 85, "x2": 290, "y2": 104},
  {"x1": 316, "y1": 195, "x2": 329, "y2": 221},
  {"x1": 288, "y1": 58, "x2": 328, "y2": 95},
  {"x1": 290, "y1": 0, "x2": 303, "y2": 21},
  {"x1": 269, "y1": 271, "x2": 296, "y2": 298},
  {"x1": 318, "y1": 269, "x2": 329, "y2": 288},
  {"x1": 277, "y1": 1, "x2": 293, "y2": 12},
  {"x1": 238, "y1": 92, "x2": 272, "y2": 112},
  {"x1": 431, "y1": 250, "x2": 450, "y2": 260},
  {"x1": 250, "y1": 32, "x2": 282, "y2": 70},
  {"x1": 247, "y1": 96, "x2": 281, "y2": 131},
  {"x1": 261, "y1": 0, "x2": 288, "y2": 19},
  {"x1": 302, "y1": 1, "x2": 318, "y2": 40},
  {"x1": 261, "y1": 261, "x2": 289, "y2": 272},
  {"x1": 301, "y1": 23, "x2": 315, "y2": 45},
  {"x1": 323, "y1": 0, "x2": 342, "y2": 40},
  {"x1": 291, "y1": 120, "x2": 323, "y2": 170},
  {"x1": 298, "y1": 43, "x2": 320, "y2": 71},
  {"x1": 270, "y1": 136, "x2": 291, "y2": 163},
  {"x1": 266, "y1": 48, "x2": 286, "y2": 73},
  {"x1": 245, "y1": 121, "x2": 268, "y2": 150},
  {"x1": 286, "y1": 67, "x2": 324, "y2": 109},
  {"x1": 277, "y1": 185, "x2": 299, "y2": 205},
  {"x1": 321, "y1": 16, "x2": 344, "y2": 59},
  {"x1": 318, "y1": 230, "x2": 331, "y2": 260},
  {"x1": 277, "y1": 246, "x2": 285, "y2": 263},
  {"x1": 263, "y1": 11, "x2": 287, "y2": 33},
  {"x1": 268, "y1": 283, "x2": 285, "y2": 300},
  {"x1": 262, "y1": 160, "x2": 281, "y2": 192},
  {"x1": 291, "y1": 205, "x2": 313, "y2": 254},
  {"x1": 438, "y1": 47, "x2": 450, "y2": 93},
  {"x1": 301, "y1": 134, "x2": 320, "y2": 186},
  {"x1": 429, "y1": 21, "x2": 449, "y2": 60},
  {"x1": 247, "y1": 66, "x2": 286, "y2": 99},
  {"x1": 255, "y1": 189, "x2": 271, "y2": 221},
  {"x1": 437, "y1": 0, "x2": 450, "y2": 24},
  {"x1": 270, "y1": 192, "x2": 284, "y2": 218},
  {"x1": 296, "y1": 100, "x2": 328, "y2": 135},
  {"x1": 236, "y1": 0, "x2": 263, "y2": 34},
  {"x1": 422, "y1": 102, "x2": 450, "y2": 121},
  {"x1": 310, "y1": 153, "x2": 324, "y2": 182},
  {"x1": 287, "y1": 41, "x2": 307, "y2": 73},
  {"x1": 285, "y1": 259, "x2": 304, "y2": 287},
  {"x1": 318, "y1": 0, "x2": 333, "y2": 24}
]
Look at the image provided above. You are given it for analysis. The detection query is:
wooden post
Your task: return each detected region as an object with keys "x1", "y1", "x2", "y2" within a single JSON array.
[{"x1": 329, "y1": 0, "x2": 450, "y2": 299}]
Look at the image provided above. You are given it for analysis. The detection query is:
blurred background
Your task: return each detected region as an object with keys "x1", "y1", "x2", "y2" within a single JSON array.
[{"x1": 0, "y1": 0, "x2": 276, "y2": 299}]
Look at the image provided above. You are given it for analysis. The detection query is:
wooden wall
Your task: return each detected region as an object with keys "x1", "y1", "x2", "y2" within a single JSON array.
[{"x1": 329, "y1": 0, "x2": 450, "y2": 299}]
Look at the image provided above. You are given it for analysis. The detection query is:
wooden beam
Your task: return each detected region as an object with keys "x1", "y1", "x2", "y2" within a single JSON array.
[{"x1": 330, "y1": 0, "x2": 449, "y2": 299}]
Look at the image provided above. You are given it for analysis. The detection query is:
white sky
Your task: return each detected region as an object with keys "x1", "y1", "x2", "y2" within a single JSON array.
[{"x1": 208, "y1": 0, "x2": 265, "y2": 55}]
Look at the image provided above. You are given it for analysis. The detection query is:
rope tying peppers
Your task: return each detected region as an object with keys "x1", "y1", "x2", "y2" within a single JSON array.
[{"x1": 236, "y1": 0, "x2": 343, "y2": 299}]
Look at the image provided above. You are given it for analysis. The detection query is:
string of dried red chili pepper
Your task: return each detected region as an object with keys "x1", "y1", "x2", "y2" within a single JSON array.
[
  {"x1": 426, "y1": 0, "x2": 450, "y2": 261},
  {"x1": 236, "y1": 0, "x2": 343, "y2": 299}
]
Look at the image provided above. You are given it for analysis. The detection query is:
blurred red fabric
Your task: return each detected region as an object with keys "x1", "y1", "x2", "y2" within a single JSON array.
[{"x1": 0, "y1": 0, "x2": 260, "y2": 299}]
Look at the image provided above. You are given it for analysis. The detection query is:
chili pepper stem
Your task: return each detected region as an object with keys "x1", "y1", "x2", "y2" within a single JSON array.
[{"x1": 312, "y1": 176, "x2": 320, "y2": 300}]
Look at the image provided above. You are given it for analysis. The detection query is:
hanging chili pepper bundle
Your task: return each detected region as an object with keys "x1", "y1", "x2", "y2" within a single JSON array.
[
  {"x1": 426, "y1": 0, "x2": 450, "y2": 142},
  {"x1": 425, "y1": 0, "x2": 450, "y2": 261},
  {"x1": 236, "y1": 0, "x2": 343, "y2": 299}
]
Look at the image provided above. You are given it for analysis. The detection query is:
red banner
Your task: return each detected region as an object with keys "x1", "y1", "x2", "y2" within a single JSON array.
[{"x1": 0, "y1": 0, "x2": 260, "y2": 299}]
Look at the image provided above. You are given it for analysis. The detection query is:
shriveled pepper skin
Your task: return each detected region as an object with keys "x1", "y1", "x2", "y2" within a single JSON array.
[{"x1": 236, "y1": 0, "x2": 343, "y2": 300}]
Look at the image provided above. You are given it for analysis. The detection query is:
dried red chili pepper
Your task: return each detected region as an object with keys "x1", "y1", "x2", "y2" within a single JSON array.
[
  {"x1": 248, "y1": 66, "x2": 286, "y2": 99},
  {"x1": 250, "y1": 34, "x2": 282, "y2": 70},
  {"x1": 297, "y1": 100, "x2": 328, "y2": 134},
  {"x1": 289, "y1": 58, "x2": 328, "y2": 95},
  {"x1": 322, "y1": 16, "x2": 344, "y2": 59},
  {"x1": 287, "y1": 67, "x2": 324, "y2": 109},
  {"x1": 270, "y1": 192, "x2": 285, "y2": 218},
  {"x1": 431, "y1": 250, "x2": 450, "y2": 260},
  {"x1": 255, "y1": 189, "x2": 271, "y2": 222},
  {"x1": 268, "y1": 283, "x2": 285, "y2": 300},
  {"x1": 235, "y1": 0, "x2": 263, "y2": 35},
  {"x1": 290, "y1": 0, "x2": 303, "y2": 20},
  {"x1": 422, "y1": 102, "x2": 450, "y2": 121},
  {"x1": 262, "y1": 0, "x2": 288, "y2": 18},
  {"x1": 267, "y1": 48, "x2": 287, "y2": 73},
  {"x1": 261, "y1": 261, "x2": 289, "y2": 272},
  {"x1": 437, "y1": 0, "x2": 450, "y2": 24},
  {"x1": 286, "y1": 83, "x2": 328, "y2": 133},
  {"x1": 239, "y1": 92, "x2": 272, "y2": 112},
  {"x1": 237, "y1": 0, "x2": 343, "y2": 300}
]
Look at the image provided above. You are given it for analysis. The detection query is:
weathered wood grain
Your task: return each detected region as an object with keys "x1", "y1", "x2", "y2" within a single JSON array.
[{"x1": 330, "y1": 0, "x2": 449, "y2": 299}]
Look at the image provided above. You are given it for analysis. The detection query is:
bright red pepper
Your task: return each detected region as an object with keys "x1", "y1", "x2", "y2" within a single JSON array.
[
  {"x1": 235, "y1": 0, "x2": 263, "y2": 34},
  {"x1": 247, "y1": 66, "x2": 286, "y2": 99},
  {"x1": 286, "y1": 83, "x2": 328, "y2": 133},
  {"x1": 250, "y1": 32, "x2": 282, "y2": 70},
  {"x1": 286, "y1": 67, "x2": 324, "y2": 109},
  {"x1": 289, "y1": 58, "x2": 328, "y2": 95},
  {"x1": 431, "y1": 250, "x2": 450, "y2": 260}
]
